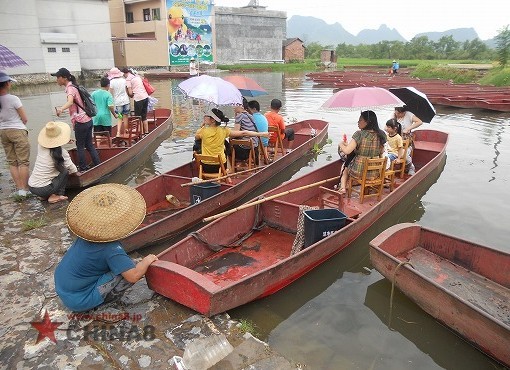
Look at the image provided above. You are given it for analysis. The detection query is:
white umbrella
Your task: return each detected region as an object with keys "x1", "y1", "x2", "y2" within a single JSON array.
[{"x1": 177, "y1": 75, "x2": 243, "y2": 106}]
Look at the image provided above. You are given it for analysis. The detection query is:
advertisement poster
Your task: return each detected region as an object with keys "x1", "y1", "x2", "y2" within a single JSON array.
[{"x1": 166, "y1": 0, "x2": 213, "y2": 65}]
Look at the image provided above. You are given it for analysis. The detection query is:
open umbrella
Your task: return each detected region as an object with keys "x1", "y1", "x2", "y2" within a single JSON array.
[
  {"x1": 321, "y1": 87, "x2": 403, "y2": 111},
  {"x1": 177, "y1": 75, "x2": 242, "y2": 106},
  {"x1": 222, "y1": 75, "x2": 268, "y2": 97},
  {"x1": 389, "y1": 87, "x2": 436, "y2": 123},
  {"x1": 0, "y1": 44, "x2": 28, "y2": 68}
]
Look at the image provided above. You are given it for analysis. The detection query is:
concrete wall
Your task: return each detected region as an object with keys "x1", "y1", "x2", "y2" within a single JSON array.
[
  {"x1": 214, "y1": 6, "x2": 286, "y2": 64},
  {"x1": 0, "y1": 0, "x2": 114, "y2": 79}
]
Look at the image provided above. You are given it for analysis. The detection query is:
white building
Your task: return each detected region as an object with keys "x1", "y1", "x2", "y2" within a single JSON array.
[{"x1": 0, "y1": 0, "x2": 114, "y2": 80}]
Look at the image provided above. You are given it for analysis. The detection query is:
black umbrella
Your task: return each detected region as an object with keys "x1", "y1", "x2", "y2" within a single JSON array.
[{"x1": 389, "y1": 87, "x2": 436, "y2": 123}]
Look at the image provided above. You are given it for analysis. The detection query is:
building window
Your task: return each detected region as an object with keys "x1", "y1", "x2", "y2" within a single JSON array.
[
  {"x1": 62, "y1": 47, "x2": 70, "y2": 53},
  {"x1": 47, "y1": 47, "x2": 56, "y2": 53},
  {"x1": 126, "y1": 12, "x2": 134, "y2": 23},
  {"x1": 143, "y1": 8, "x2": 150, "y2": 21},
  {"x1": 152, "y1": 8, "x2": 160, "y2": 20}
]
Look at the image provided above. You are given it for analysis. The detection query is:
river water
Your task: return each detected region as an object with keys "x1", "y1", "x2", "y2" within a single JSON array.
[{"x1": 15, "y1": 71, "x2": 509, "y2": 369}]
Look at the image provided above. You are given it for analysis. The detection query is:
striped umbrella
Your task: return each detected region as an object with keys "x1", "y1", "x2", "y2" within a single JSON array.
[{"x1": 0, "y1": 44, "x2": 28, "y2": 68}]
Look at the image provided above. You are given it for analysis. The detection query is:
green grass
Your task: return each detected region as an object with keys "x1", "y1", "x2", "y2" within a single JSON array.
[
  {"x1": 22, "y1": 217, "x2": 48, "y2": 231},
  {"x1": 478, "y1": 66, "x2": 510, "y2": 86},
  {"x1": 218, "y1": 59, "x2": 319, "y2": 72},
  {"x1": 237, "y1": 318, "x2": 259, "y2": 336}
]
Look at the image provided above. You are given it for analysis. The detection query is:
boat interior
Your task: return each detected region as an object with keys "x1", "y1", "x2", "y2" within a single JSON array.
[
  {"x1": 68, "y1": 108, "x2": 171, "y2": 166},
  {"x1": 155, "y1": 131, "x2": 447, "y2": 287}
]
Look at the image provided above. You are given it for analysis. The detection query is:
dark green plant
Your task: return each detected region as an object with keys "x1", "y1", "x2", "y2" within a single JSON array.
[{"x1": 495, "y1": 25, "x2": 510, "y2": 67}]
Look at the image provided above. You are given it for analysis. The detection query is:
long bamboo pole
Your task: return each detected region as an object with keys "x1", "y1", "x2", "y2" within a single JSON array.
[
  {"x1": 203, "y1": 175, "x2": 341, "y2": 222},
  {"x1": 180, "y1": 165, "x2": 267, "y2": 187}
]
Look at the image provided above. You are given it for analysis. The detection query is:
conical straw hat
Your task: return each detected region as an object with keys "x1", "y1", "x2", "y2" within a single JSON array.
[
  {"x1": 66, "y1": 184, "x2": 146, "y2": 242},
  {"x1": 38, "y1": 121, "x2": 71, "y2": 148}
]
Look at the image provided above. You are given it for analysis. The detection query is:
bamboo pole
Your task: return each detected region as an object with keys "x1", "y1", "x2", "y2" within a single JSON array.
[
  {"x1": 203, "y1": 175, "x2": 341, "y2": 222},
  {"x1": 180, "y1": 165, "x2": 267, "y2": 187}
]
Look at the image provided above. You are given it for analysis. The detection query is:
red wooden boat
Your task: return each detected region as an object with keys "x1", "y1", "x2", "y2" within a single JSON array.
[
  {"x1": 67, "y1": 108, "x2": 172, "y2": 188},
  {"x1": 146, "y1": 129, "x2": 448, "y2": 316},
  {"x1": 121, "y1": 119, "x2": 329, "y2": 251},
  {"x1": 369, "y1": 223, "x2": 510, "y2": 367}
]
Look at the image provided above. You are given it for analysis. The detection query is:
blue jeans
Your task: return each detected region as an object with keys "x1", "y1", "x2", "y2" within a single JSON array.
[{"x1": 75, "y1": 120, "x2": 101, "y2": 171}]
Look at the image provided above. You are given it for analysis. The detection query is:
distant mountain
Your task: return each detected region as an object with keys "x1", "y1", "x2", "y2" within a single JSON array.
[{"x1": 287, "y1": 15, "x2": 490, "y2": 46}]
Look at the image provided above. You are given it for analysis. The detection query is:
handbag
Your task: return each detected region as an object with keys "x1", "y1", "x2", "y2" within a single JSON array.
[{"x1": 142, "y1": 77, "x2": 155, "y2": 95}]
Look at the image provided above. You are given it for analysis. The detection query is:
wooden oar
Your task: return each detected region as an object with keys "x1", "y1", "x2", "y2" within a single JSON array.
[
  {"x1": 180, "y1": 165, "x2": 267, "y2": 187},
  {"x1": 203, "y1": 175, "x2": 341, "y2": 222}
]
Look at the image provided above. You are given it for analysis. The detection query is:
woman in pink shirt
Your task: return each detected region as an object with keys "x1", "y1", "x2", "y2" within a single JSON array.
[
  {"x1": 53, "y1": 68, "x2": 101, "y2": 171},
  {"x1": 122, "y1": 68, "x2": 149, "y2": 135}
]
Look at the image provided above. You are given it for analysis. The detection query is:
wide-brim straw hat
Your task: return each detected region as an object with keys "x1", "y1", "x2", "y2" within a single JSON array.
[
  {"x1": 108, "y1": 67, "x2": 123, "y2": 79},
  {"x1": 66, "y1": 184, "x2": 146, "y2": 242},
  {"x1": 38, "y1": 121, "x2": 71, "y2": 148}
]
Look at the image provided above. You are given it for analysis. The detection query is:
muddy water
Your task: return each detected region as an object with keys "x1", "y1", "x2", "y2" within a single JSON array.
[{"x1": 15, "y1": 72, "x2": 510, "y2": 369}]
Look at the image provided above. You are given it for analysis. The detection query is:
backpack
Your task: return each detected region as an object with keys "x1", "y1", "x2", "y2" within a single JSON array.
[
  {"x1": 142, "y1": 77, "x2": 155, "y2": 95},
  {"x1": 72, "y1": 84, "x2": 97, "y2": 117}
]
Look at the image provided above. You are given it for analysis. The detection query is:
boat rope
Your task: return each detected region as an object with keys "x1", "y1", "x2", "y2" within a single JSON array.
[
  {"x1": 189, "y1": 203, "x2": 265, "y2": 252},
  {"x1": 388, "y1": 260, "x2": 414, "y2": 330}
]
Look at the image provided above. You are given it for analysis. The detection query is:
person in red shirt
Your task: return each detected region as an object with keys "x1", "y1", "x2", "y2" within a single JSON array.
[{"x1": 264, "y1": 98, "x2": 294, "y2": 153}]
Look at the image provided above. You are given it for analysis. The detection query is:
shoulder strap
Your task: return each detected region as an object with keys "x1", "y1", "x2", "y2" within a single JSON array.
[{"x1": 71, "y1": 84, "x2": 86, "y2": 112}]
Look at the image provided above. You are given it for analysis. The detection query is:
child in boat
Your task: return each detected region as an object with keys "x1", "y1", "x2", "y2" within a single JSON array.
[
  {"x1": 265, "y1": 98, "x2": 295, "y2": 154},
  {"x1": 195, "y1": 108, "x2": 269, "y2": 175},
  {"x1": 54, "y1": 183, "x2": 158, "y2": 312},
  {"x1": 384, "y1": 118, "x2": 404, "y2": 168}
]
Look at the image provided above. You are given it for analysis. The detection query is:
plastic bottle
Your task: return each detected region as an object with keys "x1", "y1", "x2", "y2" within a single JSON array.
[
  {"x1": 182, "y1": 334, "x2": 234, "y2": 370},
  {"x1": 117, "y1": 112, "x2": 123, "y2": 120}
]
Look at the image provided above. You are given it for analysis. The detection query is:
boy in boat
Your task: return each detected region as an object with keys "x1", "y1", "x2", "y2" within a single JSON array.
[
  {"x1": 265, "y1": 98, "x2": 294, "y2": 154},
  {"x1": 54, "y1": 184, "x2": 158, "y2": 312}
]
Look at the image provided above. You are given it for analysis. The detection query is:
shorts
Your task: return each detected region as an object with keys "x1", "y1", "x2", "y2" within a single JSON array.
[
  {"x1": 134, "y1": 98, "x2": 149, "y2": 121},
  {"x1": 115, "y1": 103, "x2": 130, "y2": 115},
  {"x1": 0, "y1": 128, "x2": 30, "y2": 166}
]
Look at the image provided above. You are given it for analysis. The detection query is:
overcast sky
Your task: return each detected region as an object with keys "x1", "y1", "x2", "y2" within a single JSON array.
[{"x1": 213, "y1": 0, "x2": 508, "y2": 41}]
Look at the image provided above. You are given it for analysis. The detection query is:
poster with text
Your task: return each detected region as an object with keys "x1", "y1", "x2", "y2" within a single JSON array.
[{"x1": 166, "y1": 0, "x2": 213, "y2": 66}]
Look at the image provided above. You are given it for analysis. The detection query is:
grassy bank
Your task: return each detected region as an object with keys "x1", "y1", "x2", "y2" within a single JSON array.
[{"x1": 219, "y1": 58, "x2": 510, "y2": 86}]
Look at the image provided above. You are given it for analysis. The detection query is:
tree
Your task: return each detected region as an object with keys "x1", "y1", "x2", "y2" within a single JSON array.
[{"x1": 495, "y1": 25, "x2": 510, "y2": 66}]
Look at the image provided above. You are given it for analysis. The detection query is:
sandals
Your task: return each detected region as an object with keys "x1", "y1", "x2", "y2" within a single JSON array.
[{"x1": 338, "y1": 187, "x2": 346, "y2": 195}]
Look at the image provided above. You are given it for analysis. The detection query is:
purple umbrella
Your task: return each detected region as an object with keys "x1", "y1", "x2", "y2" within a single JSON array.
[{"x1": 0, "y1": 44, "x2": 28, "y2": 68}]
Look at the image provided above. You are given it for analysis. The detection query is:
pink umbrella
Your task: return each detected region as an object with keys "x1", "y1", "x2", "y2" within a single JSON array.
[
  {"x1": 321, "y1": 87, "x2": 403, "y2": 111},
  {"x1": 222, "y1": 75, "x2": 267, "y2": 97},
  {"x1": 0, "y1": 44, "x2": 28, "y2": 68}
]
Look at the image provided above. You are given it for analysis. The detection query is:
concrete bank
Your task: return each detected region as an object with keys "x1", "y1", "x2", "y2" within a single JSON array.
[{"x1": 0, "y1": 157, "x2": 299, "y2": 369}]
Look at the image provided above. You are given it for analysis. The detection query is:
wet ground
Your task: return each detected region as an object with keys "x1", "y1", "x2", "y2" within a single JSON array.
[{"x1": 0, "y1": 150, "x2": 298, "y2": 369}]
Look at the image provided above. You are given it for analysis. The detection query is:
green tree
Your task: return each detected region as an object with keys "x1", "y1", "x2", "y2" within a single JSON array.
[
  {"x1": 434, "y1": 35, "x2": 460, "y2": 59},
  {"x1": 495, "y1": 25, "x2": 510, "y2": 66},
  {"x1": 305, "y1": 42, "x2": 327, "y2": 59}
]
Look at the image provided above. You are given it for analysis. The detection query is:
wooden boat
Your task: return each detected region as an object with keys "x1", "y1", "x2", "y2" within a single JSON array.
[
  {"x1": 120, "y1": 119, "x2": 329, "y2": 251},
  {"x1": 369, "y1": 223, "x2": 510, "y2": 367},
  {"x1": 146, "y1": 129, "x2": 448, "y2": 316},
  {"x1": 67, "y1": 108, "x2": 172, "y2": 188}
]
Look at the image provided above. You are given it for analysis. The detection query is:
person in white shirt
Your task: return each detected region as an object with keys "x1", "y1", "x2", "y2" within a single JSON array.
[
  {"x1": 29, "y1": 121, "x2": 80, "y2": 204},
  {"x1": 0, "y1": 71, "x2": 30, "y2": 197},
  {"x1": 107, "y1": 67, "x2": 130, "y2": 138},
  {"x1": 189, "y1": 58, "x2": 198, "y2": 76}
]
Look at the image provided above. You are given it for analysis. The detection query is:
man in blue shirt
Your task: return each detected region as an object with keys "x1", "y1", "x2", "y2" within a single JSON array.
[
  {"x1": 247, "y1": 100, "x2": 269, "y2": 147},
  {"x1": 54, "y1": 184, "x2": 158, "y2": 312}
]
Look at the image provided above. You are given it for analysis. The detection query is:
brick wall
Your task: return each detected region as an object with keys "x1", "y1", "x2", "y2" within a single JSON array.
[{"x1": 283, "y1": 40, "x2": 304, "y2": 62}]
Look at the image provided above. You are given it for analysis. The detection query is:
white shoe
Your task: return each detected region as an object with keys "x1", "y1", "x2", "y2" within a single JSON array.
[
  {"x1": 407, "y1": 164, "x2": 416, "y2": 176},
  {"x1": 17, "y1": 189, "x2": 32, "y2": 197}
]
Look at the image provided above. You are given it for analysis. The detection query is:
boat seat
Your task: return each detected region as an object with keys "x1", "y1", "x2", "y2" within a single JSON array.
[
  {"x1": 116, "y1": 116, "x2": 142, "y2": 147},
  {"x1": 229, "y1": 139, "x2": 256, "y2": 173},
  {"x1": 319, "y1": 186, "x2": 362, "y2": 219},
  {"x1": 268, "y1": 125, "x2": 285, "y2": 159},
  {"x1": 93, "y1": 131, "x2": 112, "y2": 148},
  {"x1": 348, "y1": 157, "x2": 387, "y2": 204},
  {"x1": 194, "y1": 153, "x2": 228, "y2": 181},
  {"x1": 258, "y1": 136, "x2": 270, "y2": 165}
]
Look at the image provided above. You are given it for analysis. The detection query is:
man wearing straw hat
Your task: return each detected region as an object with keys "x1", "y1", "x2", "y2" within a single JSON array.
[
  {"x1": 54, "y1": 184, "x2": 158, "y2": 312},
  {"x1": 28, "y1": 121, "x2": 79, "y2": 204}
]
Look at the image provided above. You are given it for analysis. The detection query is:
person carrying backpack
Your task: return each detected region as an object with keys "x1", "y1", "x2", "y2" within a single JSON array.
[{"x1": 53, "y1": 67, "x2": 101, "y2": 171}]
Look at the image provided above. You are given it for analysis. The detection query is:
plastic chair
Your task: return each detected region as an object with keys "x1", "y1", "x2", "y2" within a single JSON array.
[
  {"x1": 347, "y1": 157, "x2": 387, "y2": 203},
  {"x1": 268, "y1": 125, "x2": 285, "y2": 158},
  {"x1": 229, "y1": 139, "x2": 256, "y2": 173},
  {"x1": 194, "y1": 154, "x2": 228, "y2": 180}
]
